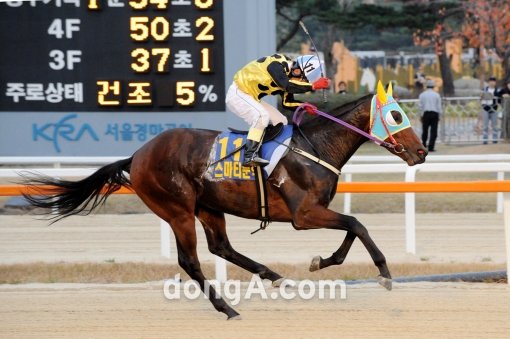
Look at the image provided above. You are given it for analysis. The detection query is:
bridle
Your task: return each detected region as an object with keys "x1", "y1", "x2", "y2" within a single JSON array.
[
  {"x1": 293, "y1": 97, "x2": 407, "y2": 154},
  {"x1": 370, "y1": 98, "x2": 407, "y2": 153}
]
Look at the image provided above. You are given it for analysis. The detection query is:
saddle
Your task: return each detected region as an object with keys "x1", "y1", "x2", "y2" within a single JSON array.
[
  {"x1": 215, "y1": 123, "x2": 289, "y2": 234},
  {"x1": 228, "y1": 123, "x2": 284, "y2": 144},
  {"x1": 227, "y1": 123, "x2": 285, "y2": 234}
]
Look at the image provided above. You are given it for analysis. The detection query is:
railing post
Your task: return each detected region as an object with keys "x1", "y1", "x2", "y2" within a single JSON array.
[
  {"x1": 343, "y1": 173, "x2": 352, "y2": 214},
  {"x1": 497, "y1": 171, "x2": 504, "y2": 213},
  {"x1": 160, "y1": 219, "x2": 171, "y2": 258},
  {"x1": 405, "y1": 167, "x2": 418, "y2": 254},
  {"x1": 504, "y1": 192, "x2": 510, "y2": 285},
  {"x1": 215, "y1": 257, "x2": 227, "y2": 282}
]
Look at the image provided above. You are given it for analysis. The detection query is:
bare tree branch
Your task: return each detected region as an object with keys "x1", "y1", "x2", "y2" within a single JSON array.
[{"x1": 277, "y1": 12, "x2": 308, "y2": 51}]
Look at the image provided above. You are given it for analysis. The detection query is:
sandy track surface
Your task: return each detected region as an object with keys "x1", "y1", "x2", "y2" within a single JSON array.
[
  {"x1": 1, "y1": 282, "x2": 509, "y2": 338},
  {"x1": 0, "y1": 213, "x2": 506, "y2": 264},
  {"x1": 0, "y1": 213, "x2": 508, "y2": 337}
]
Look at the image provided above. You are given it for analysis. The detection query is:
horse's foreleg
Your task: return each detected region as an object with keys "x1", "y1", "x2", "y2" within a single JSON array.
[
  {"x1": 292, "y1": 207, "x2": 392, "y2": 289},
  {"x1": 166, "y1": 213, "x2": 241, "y2": 319},
  {"x1": 309, "y1": 231, "x2": 356, "y2": 271},
  {"x1": 197, "y1": 207, "x2": 284, "y2": 285}
]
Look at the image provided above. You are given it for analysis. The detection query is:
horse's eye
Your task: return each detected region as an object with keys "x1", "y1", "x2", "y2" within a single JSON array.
[{"x1": 386, "y1": 110, "x2": 403, "y2": 126}]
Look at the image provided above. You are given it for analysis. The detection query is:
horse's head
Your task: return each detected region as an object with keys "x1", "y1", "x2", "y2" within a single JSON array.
[{"x1": 368, "y1": 81, "x2": 427, "y2": 165}]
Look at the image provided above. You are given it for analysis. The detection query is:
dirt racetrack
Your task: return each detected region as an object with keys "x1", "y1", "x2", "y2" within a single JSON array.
[
  {"x1": 0, "y1": 213, "x2": 509, "y2": 337},
  {"x1": 1, "y1": 281, "x2": 509, "y2": 338},
  {"x1": 0, "y1": 213, "x2": 507, "y2": 264}
]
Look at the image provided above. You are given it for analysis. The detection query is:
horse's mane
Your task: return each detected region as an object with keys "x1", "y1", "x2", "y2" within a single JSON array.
[{"x1": 300, "y1": 94, "x2": 372, "y2": 129}]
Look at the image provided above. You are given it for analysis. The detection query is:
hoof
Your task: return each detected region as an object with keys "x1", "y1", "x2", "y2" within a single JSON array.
[
  {"x1": 309, "y1": 256, "x2": 322, "y2": 272},
  {"x1": 377, "y1": 276, "x2": 392, "y2": 291},
  {"x1": 227, "y1": 314, "x2": 242, "y2": 321},
  {"x1": 272, "y1": 277, "x2": 286, "y2": 287}
]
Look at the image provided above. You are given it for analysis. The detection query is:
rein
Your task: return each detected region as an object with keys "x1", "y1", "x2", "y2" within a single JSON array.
[{"x1": 293, "y1": 102, "x2": 406, "y2": 154}]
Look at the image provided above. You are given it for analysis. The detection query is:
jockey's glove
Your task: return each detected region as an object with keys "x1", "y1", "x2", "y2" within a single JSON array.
[{"x1": 312, "y1": 77, "x2": 331, "y2": 90}]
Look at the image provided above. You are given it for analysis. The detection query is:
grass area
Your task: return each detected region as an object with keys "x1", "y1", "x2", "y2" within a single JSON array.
[{"x1": 0, "y1": 262, "x2": 506, "y2": 284}]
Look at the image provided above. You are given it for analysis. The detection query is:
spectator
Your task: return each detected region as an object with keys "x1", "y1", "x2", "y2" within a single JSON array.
[
  {"x1": 414, "y1": 72, "x2": 426, "y2": 91},
  {"x1": 480, "y1": 76, "x2": 502, "y2": 144},
  {"x1": 499, "y1": 78, "x2": 510, "y2": 97},
  {"x1": 337, "y1": 81, "x2": 347, "y2": 94},
  {"x1": 419, "y1": 79, "x2": 442, "y2": 152},
  {"x1": 500, "y1": 79, "x2": 510, "y2": 140}
]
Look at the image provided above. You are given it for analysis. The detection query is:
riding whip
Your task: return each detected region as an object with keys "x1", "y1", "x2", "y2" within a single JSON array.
[{"x1": 299, "y1": 20, "x2": 327, "y2": 103}]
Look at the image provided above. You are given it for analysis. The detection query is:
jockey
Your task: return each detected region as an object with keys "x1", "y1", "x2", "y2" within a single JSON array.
[{"x1": 226, "y1": 54, "x2": 331, "y2": 167}]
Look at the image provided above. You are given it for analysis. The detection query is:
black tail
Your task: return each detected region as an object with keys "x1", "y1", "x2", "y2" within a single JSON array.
[{"x1": 22, "y1": 157, "x2": 133, "y2": 222}]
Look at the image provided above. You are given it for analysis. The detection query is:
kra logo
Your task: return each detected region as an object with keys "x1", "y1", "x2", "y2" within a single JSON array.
[{"x1": 32, "y1": 114, "x2": 99, "y2": 153}]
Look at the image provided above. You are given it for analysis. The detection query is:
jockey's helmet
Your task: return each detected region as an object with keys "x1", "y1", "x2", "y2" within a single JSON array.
[{"x1": 291, "y1": 55, "x2": 321, "y2": 83}]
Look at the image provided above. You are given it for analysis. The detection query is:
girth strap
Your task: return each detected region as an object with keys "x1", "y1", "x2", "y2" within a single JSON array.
[{"x1": 251, "y1": 165, "x2": 271, "y2": 234}]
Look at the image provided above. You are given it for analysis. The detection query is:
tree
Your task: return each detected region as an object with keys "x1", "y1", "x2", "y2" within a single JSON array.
[
  {"x1": 412, "y1": 4, "x2": 464, "y2": 96},
  {"x1": 276, "y1": 0, "x2": 346, "y2": 81},
  {"x1": 461, "y1": 0, "x2": 510, "y2": 83},
  {"x1": 276, "y1": 0, "x2": 339, "y2": 51},
  {"x1": 330, "y1": 1, "x2": 463, "y2": 95},
  {"x1": 275, "y1": 1, "x2": 464, "y2": 95}
]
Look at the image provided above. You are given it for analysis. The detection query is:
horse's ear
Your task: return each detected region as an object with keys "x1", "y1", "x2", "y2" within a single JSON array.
[
  {"x1": 386, "y1": 81, "x2": 393, "y2": 97},
  {"x1": 376, "y1": 80, "x2": 387, "y2": 104}
]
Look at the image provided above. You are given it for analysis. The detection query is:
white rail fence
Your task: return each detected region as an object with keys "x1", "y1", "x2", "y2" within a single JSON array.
[
  {"x1": 400, "y1": 96, "x2": 506, "y2": 144},
  {"x1": 1, "y1": 156, "x2": 510, "y2": 282},
  {"x1": 343, "y1": 154, "x2": 510, "y2": 215}
]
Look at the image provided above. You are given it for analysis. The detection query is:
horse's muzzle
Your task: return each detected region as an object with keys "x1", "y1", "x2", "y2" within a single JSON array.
[{"x1": 414, "y1": 148, "x2": 428, "y2": 164}]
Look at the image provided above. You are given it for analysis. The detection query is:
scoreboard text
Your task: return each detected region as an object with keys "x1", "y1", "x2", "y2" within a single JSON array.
[{"x1": 0, "y1": 0, "x2": 225, "y2": 112}]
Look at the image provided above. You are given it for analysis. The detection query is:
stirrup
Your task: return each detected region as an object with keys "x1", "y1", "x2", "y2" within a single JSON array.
[{"x1": 243, "y1": 156, "x2": 269, "y2": 167}]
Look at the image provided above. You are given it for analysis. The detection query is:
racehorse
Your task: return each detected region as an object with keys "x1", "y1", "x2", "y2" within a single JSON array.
[{"x1": 23, "y1": 82, "x2": 427, "y2": 319}]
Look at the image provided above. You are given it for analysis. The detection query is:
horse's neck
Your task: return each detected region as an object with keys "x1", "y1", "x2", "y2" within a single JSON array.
[{"x1": 300, "y1": 103, "x2": 369, "y2": 170}]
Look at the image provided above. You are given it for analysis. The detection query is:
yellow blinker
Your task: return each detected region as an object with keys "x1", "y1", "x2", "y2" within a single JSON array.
[
  {"x1": 376, "y1": 80, "x2": 387, "y2": 104},
  {"x1": 386, "y1": 81, "x2": 393, "y2": 97}
]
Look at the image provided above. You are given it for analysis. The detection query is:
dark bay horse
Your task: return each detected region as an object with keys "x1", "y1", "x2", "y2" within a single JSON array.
[{"x1": 23, "y1": 87, "x2": 427, "y2": 319}]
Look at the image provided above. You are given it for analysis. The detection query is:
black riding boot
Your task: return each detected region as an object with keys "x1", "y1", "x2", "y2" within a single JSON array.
[{"x1": 243, "y1": 140, "x2": 269, "y2": 167}]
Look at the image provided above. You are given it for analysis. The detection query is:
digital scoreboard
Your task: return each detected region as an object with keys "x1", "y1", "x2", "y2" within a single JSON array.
[
  {"x1": 0, "y1": 0, "x2": 225, "y2": 112},
  {"x1": 0, "y1": 0, "x2": 274, "y2": 156}
]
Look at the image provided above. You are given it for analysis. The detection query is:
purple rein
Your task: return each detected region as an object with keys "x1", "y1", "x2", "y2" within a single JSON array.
[{"x1": 292, "y1": 103, "x2": 395, "y2": 149}]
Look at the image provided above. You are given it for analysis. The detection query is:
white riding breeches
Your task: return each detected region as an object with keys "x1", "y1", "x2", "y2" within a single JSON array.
[{"x1": 225, "y1": 82, "x2": 288, "y2": 131}]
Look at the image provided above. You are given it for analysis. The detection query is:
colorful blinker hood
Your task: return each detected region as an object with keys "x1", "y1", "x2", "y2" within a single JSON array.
[{"x1": 369, "y1": 81, "x2": 412, "y2": 142}]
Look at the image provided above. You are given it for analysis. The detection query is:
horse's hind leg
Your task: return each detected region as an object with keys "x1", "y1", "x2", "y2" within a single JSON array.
[
  {"x1": 197, "y1": 207, "x2": 284, "y2": 285},
  {"x1": 164, "y1": 211, "x2": 240, "y2": 319}
]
